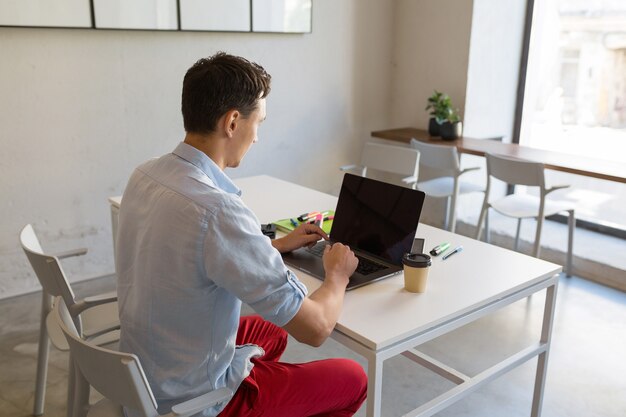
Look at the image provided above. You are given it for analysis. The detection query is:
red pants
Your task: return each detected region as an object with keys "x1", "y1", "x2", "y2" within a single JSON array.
[{"x1": 218, "y1": 315, "x2": 367, "y2": 417}]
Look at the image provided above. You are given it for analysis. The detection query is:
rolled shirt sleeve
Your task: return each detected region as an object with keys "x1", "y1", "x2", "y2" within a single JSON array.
[{"x1": 203, "y1": 194, "x2": 307, "y2": 327}]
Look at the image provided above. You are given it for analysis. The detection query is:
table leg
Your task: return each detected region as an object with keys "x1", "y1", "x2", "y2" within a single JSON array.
[
  {"x1": 366, "y1": 356, "x2": 383, "y2": 417},
  {"x1": 531, "y1": 282, "x2": 558, "y2": 417}
]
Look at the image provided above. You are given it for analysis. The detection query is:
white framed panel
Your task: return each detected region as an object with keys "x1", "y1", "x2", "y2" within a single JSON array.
[
  {"x1": 252, "y1": 0, "x2": 312, "y2": 33},
  {"x1": 93, "y1": 0, "x2": 177, "y2": 30},
  {"x1": 0, "y1": 0, "x2": 91, "y2": 28},
  {"x1": 180, "y1": 0, "x2": 250, "y2": 32}
]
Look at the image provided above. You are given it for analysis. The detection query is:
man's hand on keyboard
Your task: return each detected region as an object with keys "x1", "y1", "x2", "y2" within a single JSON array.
[
  {"x1": 272, "y1": 223, "x2": 328, "y2": 253},
  {"x1": 323, "y1": 243, "x2": 358, "y2": 287}
]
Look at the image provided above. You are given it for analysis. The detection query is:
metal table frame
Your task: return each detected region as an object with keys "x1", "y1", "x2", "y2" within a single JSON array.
[{"x1": 331, "y1": 275, "x2": 558, "y2": 417}]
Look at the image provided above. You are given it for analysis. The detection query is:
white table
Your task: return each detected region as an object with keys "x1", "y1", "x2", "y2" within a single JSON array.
[{"x1": 110, "y1": 175, "x2": 561, "y2": 417}]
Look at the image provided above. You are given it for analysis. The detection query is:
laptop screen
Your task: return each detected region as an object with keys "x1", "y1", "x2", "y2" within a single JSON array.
[{"x1": 330, "y1": 173, "x2": 425, "y2": 266}]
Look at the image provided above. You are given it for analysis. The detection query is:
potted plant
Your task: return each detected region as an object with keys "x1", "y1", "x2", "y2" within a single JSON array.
[
  {"x1": 425, "y1": 90, "x2": 462, "y2": 140},
  {"x1": 439, "y1": 107, "x2": 463, "y2": 140},
  {"x1": 425, "y1": 90, "x2": 446, "y2": 136}
]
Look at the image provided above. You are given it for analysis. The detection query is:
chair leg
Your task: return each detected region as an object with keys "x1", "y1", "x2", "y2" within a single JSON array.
[
  {"x1": 567, "y1": 210, "x2": 575, "y2": 277},
  {"x1": 475, "y1": 199, "x2": 488, "y2": 241},
  {"x1": 449, "y1": 193, "x2": 458, "y2": 234},
  {"x1": 533, "y1": 216, "x2": 544, "y2": 259},
  {"x1": 69, "y1": 353, "x2": 90, "y2": 417},
  {"x1": 66, "y1": 354, "x2": 75, "y2": 417},
  {"x1": 443, "y1": 196, "x2": 451, "y2": 231},
  {"x1": 475, "y1": 209, "x2": 484, "y2": 241},
  {"x1": 485, "y1": 210, "x2": 491, "y2": 244},
  {"x1": 33, "y1": 293, "x2": 53, "y2": 416},
  {"x1": 514, "y1": 219, "x2": 522, "y2": 251}
]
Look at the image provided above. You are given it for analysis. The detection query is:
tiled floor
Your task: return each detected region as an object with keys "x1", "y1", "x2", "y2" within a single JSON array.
[{"x1": 1, "y1": 273, "x2": 625, "y2": 417}]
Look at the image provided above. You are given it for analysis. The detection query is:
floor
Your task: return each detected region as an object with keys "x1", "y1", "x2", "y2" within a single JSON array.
[
  {"x1": 1, "y1": 272, "x2": 625, "y2": 417},
  {"x1": 435, "y1": 188, "x2": 626, "y2": 291}
]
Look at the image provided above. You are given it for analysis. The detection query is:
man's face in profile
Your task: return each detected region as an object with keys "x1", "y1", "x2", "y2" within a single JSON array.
[{"x1": 229, "y1": 98, "x2": 266, "y2": 168}]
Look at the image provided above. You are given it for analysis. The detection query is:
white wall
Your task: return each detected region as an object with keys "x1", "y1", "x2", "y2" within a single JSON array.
[
  {"x1": 459, "y1": 0, "x2": 528, "y2": 221},
  {"x1": 389, "y1": 0, "x2": 474, "y2": 129},
  {"x1": 389, "y1": 0, "x2": 525, "y2": 140},
  {"x1": 387, "y1": 0, "x2": 527, "y2": 225},
  {"x1": 0, "y1": 0, "x2": 529, "y2": 298},
  {"x1": 388, "y1": 0, "x2": 474, "y2": 226},
  {"x1": 0, "y1": 0, "x2": 394, "y2": 298},
  {"x1": 464, "y1": 0, "x2": 527, "y2": 142}
]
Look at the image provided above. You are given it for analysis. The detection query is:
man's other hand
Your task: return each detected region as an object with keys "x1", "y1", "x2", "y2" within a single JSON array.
[{"x1": 271, "y1": 223, "x2": 328, "y2": 253}]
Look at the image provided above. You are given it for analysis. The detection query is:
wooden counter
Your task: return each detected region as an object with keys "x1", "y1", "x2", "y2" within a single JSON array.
[{"x1": 371, "y1": 128, "x2": 626, "y2": 183}]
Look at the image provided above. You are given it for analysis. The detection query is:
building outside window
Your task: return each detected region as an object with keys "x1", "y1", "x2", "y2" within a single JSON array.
[{"x1": 520, "y1": 0, "x2": 626, "y2": 234}]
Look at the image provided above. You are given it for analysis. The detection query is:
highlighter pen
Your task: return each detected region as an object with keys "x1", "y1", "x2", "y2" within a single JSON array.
[
  {"x1": 308, "y1": 215, "x2": 334, "y2": 224},
  {"x1": 442, "y1": 246, "x2": 463, "y2": 260},
  {"x1": 301, "y1": 211, "x2": 320, "y2": 221},
  {"x1": 314, "y1": 214, "x2": 324, "y2": 228},
  {"x1": 304, "y1": 211, "x2": 329, "y2": 222},
  {"x1": 297, "y1": 212, "x2": 315, "y2": 222},
  {"x1": 430, "y1": 242, "x2": 450, "y2": 256}
]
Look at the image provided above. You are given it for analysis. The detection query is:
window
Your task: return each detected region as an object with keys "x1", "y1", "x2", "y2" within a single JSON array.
[{"x1": 519, "y1": 0, "x2": 626, "y2": 233}]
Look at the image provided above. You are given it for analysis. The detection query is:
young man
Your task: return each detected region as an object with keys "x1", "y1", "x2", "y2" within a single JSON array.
[{"x1": 116, "y1": 52, "x2": 367, "y2": 417}]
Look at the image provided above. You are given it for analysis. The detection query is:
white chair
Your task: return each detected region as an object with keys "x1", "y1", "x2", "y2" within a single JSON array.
[
  {"x1": 20, "y1": 224, "x2": 120, "y2": 417},
  {"x1": 340, "y1": 142, "x2": 420, "y2": 189},
  {"x1": 409, "y1": 139, "x2": 484, "y2": 232},
  {"x1": 51, "y1": 298, "x2": 233, "y2": 417},
  {"x1": 475, "y1": 153, "x2": 575, "y2": 276}
]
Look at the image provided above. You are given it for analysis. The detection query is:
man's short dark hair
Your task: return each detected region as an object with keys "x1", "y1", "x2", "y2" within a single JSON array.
[{"x1": 182, "y1": 52, "x2": 271, "y2": 134}]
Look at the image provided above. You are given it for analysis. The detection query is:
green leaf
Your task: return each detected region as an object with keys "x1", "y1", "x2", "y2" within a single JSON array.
[{"x1": 425, "y1": 90, "x2": 461, "y2": 123}]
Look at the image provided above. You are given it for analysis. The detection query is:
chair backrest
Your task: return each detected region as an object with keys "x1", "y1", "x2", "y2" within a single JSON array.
[
  {"x1": 485, "y1": 153, "x2": 545, "y2": 189},
  {"x1": 20, "y1": 224, "x2": 76, "y2": 307},
  {"x1": 360, "y1": 142, "x2": 420, "y2": 178},
  {"x1": 53, "y1": 299, "x2": 159, "y2": 417},
  {"x1": 409, "y1": 139, "x2": 461, "y2": 176}
]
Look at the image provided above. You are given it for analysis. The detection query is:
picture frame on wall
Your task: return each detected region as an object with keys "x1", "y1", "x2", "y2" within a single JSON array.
[
  {"x1": 93, "y1": 0, "x2": 178, "y2": 30},
  {"x1": 0, "y1": 0, "x2": 313, "y2": 33},
  {"x1": 252, "y1": 0, "x2": 312, "y2": 33},
  {"x1": 179, "y1": 0, "x2": 250, "y2": 32},
  {"x1": 0, "y1": 0, "x2": 91, "y2": 28}
]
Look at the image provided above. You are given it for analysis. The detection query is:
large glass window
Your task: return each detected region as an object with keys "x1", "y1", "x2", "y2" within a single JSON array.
[{"x1": 520, "y1": 0, "x2": 626, "y2": 232}]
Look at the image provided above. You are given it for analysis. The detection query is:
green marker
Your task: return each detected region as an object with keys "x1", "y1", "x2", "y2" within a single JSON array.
[{"x1": 430, "y1": 242, "x2": 450, "y2": 256}]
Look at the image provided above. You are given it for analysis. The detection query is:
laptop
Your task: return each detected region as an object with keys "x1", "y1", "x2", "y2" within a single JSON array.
[{"x1": 282, "y1": 173, "x2": 426, "y2": 290}]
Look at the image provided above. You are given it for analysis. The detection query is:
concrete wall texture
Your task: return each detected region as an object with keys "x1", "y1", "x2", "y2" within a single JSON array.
[{"x1": 0, "y1": 0, "x2": 526, "y2": 298}]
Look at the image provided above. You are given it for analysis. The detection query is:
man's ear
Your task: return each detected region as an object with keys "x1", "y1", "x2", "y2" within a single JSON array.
[{"x1": 222, "y1": 109, "x2": 240, "y2": 138}]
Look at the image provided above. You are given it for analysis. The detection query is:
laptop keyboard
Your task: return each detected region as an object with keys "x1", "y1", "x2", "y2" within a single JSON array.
[
  {"x1": 307, "y1": 243, "x2": 327, "y2": 256},
  {"x1": 354, "y1": 255, "x2": 387, "y2": 275},
  {"x1": 307, "y1": 243, "x2": 387, "y2": 276}
]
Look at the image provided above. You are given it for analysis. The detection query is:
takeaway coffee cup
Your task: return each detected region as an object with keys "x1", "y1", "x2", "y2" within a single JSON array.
[{"x1": 402, "y1": 253, "x2": 432, "y2": 293}]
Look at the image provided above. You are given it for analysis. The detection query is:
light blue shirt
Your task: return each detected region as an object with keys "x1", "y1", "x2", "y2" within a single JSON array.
[{"x1": 116, "y1": 142, "x2": 307, "y2": 417}]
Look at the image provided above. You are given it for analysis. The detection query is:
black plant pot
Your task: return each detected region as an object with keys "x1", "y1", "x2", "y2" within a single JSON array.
[
  {"x1": 440, "y1": 121, "x2": 462, "y2": 140},
  {"x1": 428, "y1": 118, "x2": 440, "y2": 136}
]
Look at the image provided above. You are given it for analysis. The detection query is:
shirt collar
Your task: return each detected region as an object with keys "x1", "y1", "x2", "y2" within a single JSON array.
[{"x1": 172, "y1": 142, "x2": 242, "y2": 196}]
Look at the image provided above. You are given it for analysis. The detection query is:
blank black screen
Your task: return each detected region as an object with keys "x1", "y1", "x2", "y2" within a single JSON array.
[{"x1": 330, "y1": 173, "x2": 425, "y2": 265}]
